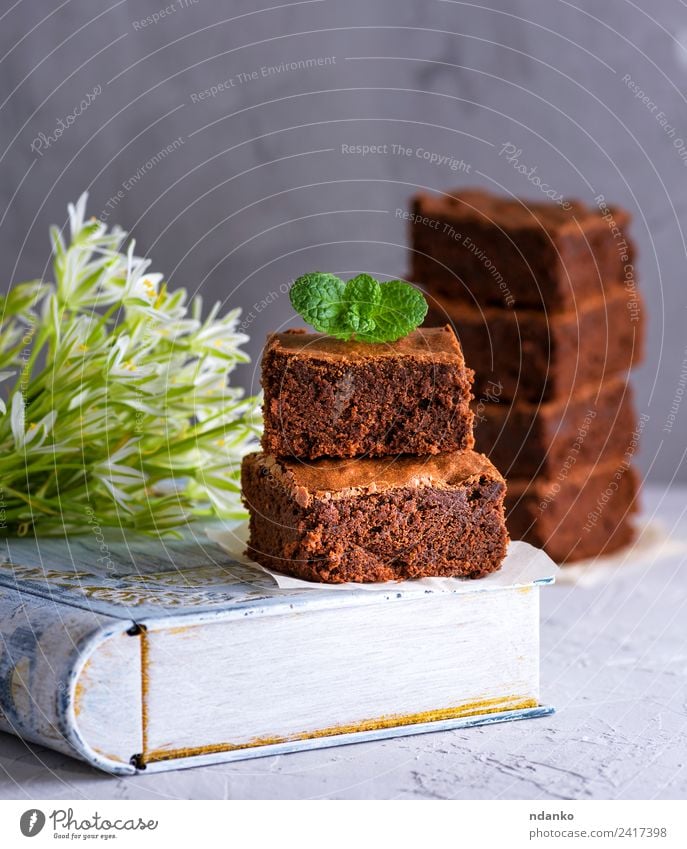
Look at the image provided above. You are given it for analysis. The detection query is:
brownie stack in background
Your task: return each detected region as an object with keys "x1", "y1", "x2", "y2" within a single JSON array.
[
  {"x1": 241, "y1": 326, "x2": 509, "y2": 582},
  {"x1": 410, "y1": 188, "x2": 645, "y2": 563}
]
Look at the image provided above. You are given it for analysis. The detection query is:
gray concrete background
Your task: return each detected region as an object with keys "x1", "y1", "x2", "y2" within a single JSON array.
[{"x1": 1, "y1": 0, "x2": 686, "y2": 481}]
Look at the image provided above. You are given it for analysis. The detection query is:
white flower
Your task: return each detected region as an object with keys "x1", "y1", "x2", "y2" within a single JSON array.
[
  {"x1": 10, "y1": 391, "x2": 25, "y2": 448},
  {"x1": 0, "y1": 193, "x2": 259, "y2": 535}
]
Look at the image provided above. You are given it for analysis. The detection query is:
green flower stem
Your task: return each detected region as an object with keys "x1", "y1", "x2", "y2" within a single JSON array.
[{"x1": 0, "y1": 485, "x2": 62, "y2": 515}]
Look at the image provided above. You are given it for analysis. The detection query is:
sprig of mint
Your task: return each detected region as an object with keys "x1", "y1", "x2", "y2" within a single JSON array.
[{"x1": 289, "y1": 273, "x2": 428, "y2": 343}]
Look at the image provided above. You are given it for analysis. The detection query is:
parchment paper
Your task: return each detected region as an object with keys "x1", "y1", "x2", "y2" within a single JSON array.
[{"x1": 205, "y1": 522, "x2": 558, "y2": 594}]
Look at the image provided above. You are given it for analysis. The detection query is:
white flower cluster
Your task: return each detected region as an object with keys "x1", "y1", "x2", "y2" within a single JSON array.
[{"x1": 0, "y1": 193, "x2": 260, "y2": 536}]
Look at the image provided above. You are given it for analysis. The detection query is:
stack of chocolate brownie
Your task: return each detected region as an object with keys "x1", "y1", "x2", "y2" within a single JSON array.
[
  {"x1": 241, "y1": 326, "x2": 509, "y2": 582},
  {"x1": 410, "y1": 188, "x2": 644, "y2": 562}
]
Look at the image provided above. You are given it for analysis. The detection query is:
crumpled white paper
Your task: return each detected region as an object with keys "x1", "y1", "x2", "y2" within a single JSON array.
[{"x1": 205, "y1": 521, "x2": 558, "y2": 594}]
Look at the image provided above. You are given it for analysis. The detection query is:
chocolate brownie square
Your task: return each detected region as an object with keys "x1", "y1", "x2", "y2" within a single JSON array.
[
  {"x1": 505, "y1": 462, "x2": 639, "y2": 562},
  {"x1": 427, "y1": 288, "x2": 644, "y2": 403},
  {"x1": 241, "y1": 450, "x2": 508, "y2": 582},
  {"x1": 409, "y1": 188, "x2": 635, "y2": 310},
  {"x1": 261, "y1": 326, "x2": 474, "y2": 459},
  {"x1": 474, "y1": 377, "x2": 637, "y2": 479}
]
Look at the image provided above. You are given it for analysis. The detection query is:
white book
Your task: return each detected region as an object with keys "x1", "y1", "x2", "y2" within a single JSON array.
[{"x1": 0, "y1": 529, "x2": 556, "y2": 774}]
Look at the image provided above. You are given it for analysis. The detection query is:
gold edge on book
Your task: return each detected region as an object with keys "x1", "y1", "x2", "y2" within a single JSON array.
[{"x1": 141, "y1": 695, "x2": 538, "y2": 765}]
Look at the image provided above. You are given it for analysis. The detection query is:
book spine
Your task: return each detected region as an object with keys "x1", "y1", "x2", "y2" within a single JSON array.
[{"x1": 0, "y1": 586, "x2": 137, "y2": 774}]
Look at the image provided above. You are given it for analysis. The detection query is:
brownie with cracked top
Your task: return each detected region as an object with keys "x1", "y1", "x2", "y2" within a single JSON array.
[
  {"x1": 427, "y1": 289, "x2": 644, "y2": 403},
  {"x1": 505, "y1": 461, "x2": 639, "y2": 563},
  {"x1": 261, "y1": 326, "x2": 475, "y2": 459},
  {"x1": 473, "y1": 376, "x2": 637, "y2": 478},
  {"x1": 410, "y1": 188, "x2": 635, "y2": 310},
  {"x1": 241, "y1": 450, "x2": 508, "y2": 583}
]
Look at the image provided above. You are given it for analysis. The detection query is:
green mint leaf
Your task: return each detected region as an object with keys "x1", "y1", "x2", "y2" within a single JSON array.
[
  {"x1": 289, "y1": 272, "x2": 428, "y2": 343},
  {"x1": 289, "y1": 273, "x2": 347, "y2": 335},
  {"x1": 343, "y1": 274, "x2": 381, "y2": 335},
  {"x1": 357, "y1": 279, "x2": 428, "y2": 343}
]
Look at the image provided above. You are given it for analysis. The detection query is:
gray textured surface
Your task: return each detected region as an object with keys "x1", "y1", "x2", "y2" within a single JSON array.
[
  {"x1": 1, "y1": 1, "x2": 686, "y2": 481},
  {"x1": 0, "y1": 483, "x2": 684, "y2": 800}
]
